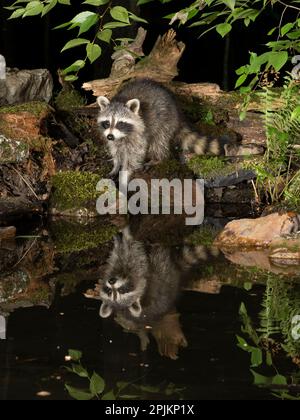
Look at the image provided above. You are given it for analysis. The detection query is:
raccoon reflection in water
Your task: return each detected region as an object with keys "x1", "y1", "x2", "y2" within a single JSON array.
[{"x1": 86, "y1": 226, "x2": 222, "y2": 360}]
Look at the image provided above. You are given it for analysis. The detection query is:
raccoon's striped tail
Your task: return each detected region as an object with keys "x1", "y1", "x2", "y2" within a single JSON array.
[{"x1": 178, "y1": 125, "x2": 238, "y2": 157}]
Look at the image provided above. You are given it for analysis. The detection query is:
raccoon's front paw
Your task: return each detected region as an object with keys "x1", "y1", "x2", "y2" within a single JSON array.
[
  {"x1": 152, "y1": 312, "x2": 188, "y2": 360},
  {"x1": 143, "y1": 160, "x2": 160, "y2": 172}
]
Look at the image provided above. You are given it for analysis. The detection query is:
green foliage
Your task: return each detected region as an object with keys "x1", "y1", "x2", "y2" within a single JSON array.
[
  {"x1": 237, "y1": 280, "x2": 300, "y2": 400},
  {"x1": 5, "y1": 0, "x2": 148, "y2": 80},
  {"x1": 64, "y1": 349, "x2": 185, "y2": 400},
  {"x1": 4, "y1": 1, "x2": 300, "y2": 86},
  {"x1": 244, "y1": 78, "x2": 300, "y2": 206}
]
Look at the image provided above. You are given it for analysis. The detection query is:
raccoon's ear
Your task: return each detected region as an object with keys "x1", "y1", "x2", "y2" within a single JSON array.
[
  {"x1": 97, "y1": 96, "x2": 110, "y2": 111},
  {"x1": 126, "y1": 99, "x2": 140, "y2": 115},
  {"x1": 129, "y1": 298, "x2": 142, "y2": 318},
  {"x1": 99, "y1": 302, "x2": 113, "y2": 318}
]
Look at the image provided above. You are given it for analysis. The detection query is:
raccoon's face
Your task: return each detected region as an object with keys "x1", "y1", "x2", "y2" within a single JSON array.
[
  {"x1": 97, "y1": 96, "x2": 144, "y2": 142},
  {"x1": 99, "y1": 275, "x2": 144, "y2": 319}
]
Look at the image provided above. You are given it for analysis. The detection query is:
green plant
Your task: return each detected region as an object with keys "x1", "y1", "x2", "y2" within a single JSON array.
[
  {"x1": 244, "y1": 78, "x2": 300, "y2": 206},
  {"x1": 4, "y1": 1, "x2": 300, "y2": 86},
  {"x1": 236, "y1": 278, "x2": 300, "y2": 400},
  {"x1": 5, "y1": 0, "x2": 147, "y2": 81},
  {"x1": 64, "y1": 349, "x2": 185, "y2": 400}
]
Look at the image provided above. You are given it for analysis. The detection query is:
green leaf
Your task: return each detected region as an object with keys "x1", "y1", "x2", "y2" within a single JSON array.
[
  {"x1": 23, "y1": 1, "x2": 43, "y2": 17},
  {"x1": 243, "y1": 281, "x2": 253, "y2": 291},
  {"x1": 71, "y1": 364, "x2": 89, "y2": 378},
  {"x1": 250, "y1": 348, "x2": 263, "y2": 367},
  {"x1": 235, "y1": 74, "x2": 247, "y2": 88},
  {"x1": 268, "y1": 27, "x2": 277, "y2": 36},
  {"x1": 58, "y1": 0, "x2": 71, "y2": 4},
  {"x1": 68, "y1": 349, "x2": 83, "y2": 362},
  {"x1": 102, "y1": 391, "x2": 116, "y2": 400},
  {"x1": 71, "y1": 11, "x2": 96, "y2": 25},
  {"x1": 61, "y1": 38, "x2": 89, "y2": 52},
  {"x1": 65, "y1": 75, "x2": 79, "y2": 82},
  {"x1": 54, "y1": 21, "x2": 71, "y2": 30},
  {"x1": 281, "y1": 22, "x2": 294, "y2": 37},
  {"x1": 97, "y1": 29, "x2": 112, "y2": 43},
  {"x1": 78, "y1": 14, "x2": 99, "y2": 35},
  {"x1": 110, "y1": 6, "x2": 130, "y2": 24},
  {"x1": 103, "y1": 21, "x2": 130, "y2": 29},
  {"x1": 137, "y1": 0, "x2": 153, "y2": 4},
  {"x1": 9, "y1": 8, "x2": 25, "y2": 19},
  {"x1": 129, "y1": 12, "x2": 148, "y2": 24},
  {"x1": 251, "y1": 370, "x2": 270, "y2": 386},
  {"x1": 90, "y1": 373, "x2": 105, "y2": 395},
  {"x1": 272, "y1": 375, "x2": 288, "y2": 386},
  {"x1": 63, "y1": 59, "x2": 85, "y2": 74},
  {"x1": 291, "y1": 105, "x2": 300, "y2": 120},
  {"x1": 86, "y1": 43, "x2": 102, "y2": 63},
  {"x1": 42, "y1": 0, "x2": 57, "y2": 16},
  {"x1": 269, "y1": 51, "x2": 288, "y2": 71},
  {"x1": 216, "y1": 23, "x2": 232, "y2": 38},
  {"x1": 83, "y1": 0, "x2": 109, "y2": 5},
  {"x1": 222, "y1": 0, "x2": 235, "y2": 11},
  {"x1": 65, "y1": 385, "x2": 94, "y2": 401}
]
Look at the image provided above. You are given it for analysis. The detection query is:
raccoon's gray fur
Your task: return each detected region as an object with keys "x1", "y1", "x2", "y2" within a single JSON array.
[
  {"x1": 99, "y1": 227, "x2": 180, "y2": 320},
  {"x1": 98, "y1": 226, "x2": 221, "y2": 323},
  {"x1": 97, "y1": 78, "x2": 233, "y2": 185}
]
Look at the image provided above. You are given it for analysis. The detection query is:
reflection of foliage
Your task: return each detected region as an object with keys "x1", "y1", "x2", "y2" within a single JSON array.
[
  {"x1": 186, "y1": 224, "x2": 221, "y2": 247},
  {"x1": 64, "y1": 349, "x2": 185, "y2": 401},
  {"x1": 237, "y1": 279, "x2": 300, "y2": 400},
  {"x1": 259, "y1": 277, "x2": 300, "y2": 359}
]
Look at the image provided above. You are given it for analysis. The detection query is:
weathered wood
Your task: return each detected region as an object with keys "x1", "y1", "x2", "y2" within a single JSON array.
[{"x1": 82, "y1": 29, "x2": 186, "y2": 98}]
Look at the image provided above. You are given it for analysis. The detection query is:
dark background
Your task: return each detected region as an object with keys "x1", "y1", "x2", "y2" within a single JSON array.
[{"x1": 0, "y1": 0, "x2": 280, "y2": 92}]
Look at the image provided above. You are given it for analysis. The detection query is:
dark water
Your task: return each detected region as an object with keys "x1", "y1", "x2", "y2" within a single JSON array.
[{"x1": 0, "y1": 215, "x2": 300, "y2": 400}]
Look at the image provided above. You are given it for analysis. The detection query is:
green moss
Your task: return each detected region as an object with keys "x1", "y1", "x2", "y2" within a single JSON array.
[
  {"x1": 0, "y1": 101, "x2": 50, "y2": 117},
  {"x1": 186, "y1": 225, "x2": 221, "y2": 247},
  {"x1": 149, "y1": 159, "x2": 194, "y2": 179},
  {"x1": 29, "y1": 287, "x2": 52, "y2": 306},
  {"x1": 54, "y1": 89, "x2": 86, "y2": 111},
  {"x1": 187, "y1": 156, "x2": 232, "y2": 179},
  {"x1": 51, "y1": 171, "x2": 107, "y2": 212},
  {"x1": 51, "y1": 219, "x2": 117, "y2": 254}
]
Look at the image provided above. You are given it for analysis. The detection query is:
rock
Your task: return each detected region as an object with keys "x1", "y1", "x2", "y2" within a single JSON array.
[
  {"x1": 215, "y1": 212, "x2": 300, "y2": 248},
  {"x1": 0, "y1": 68, "x2": 53, "y2": 105},
  {"x1": 0, "y1": 198, "x2": 43, "y2": 224},
  {"x1": 49, "y1": 171, "x2": 107, "y2": 218},
  {"x1": 0, "y1": 135, "x2": 29, "y2": 164},
  {"x1": 222, "y1": 248, "x2": 300, "y2": 276},
  {"x1": 0, "y1": 226, "x2": 16, "y2": 240},
  {"x1": 205, "y1": 169, "x2": 256, "y2": 188},
  {"x1": 269, "y1": 238, "x2": 300, "y2": 266}
]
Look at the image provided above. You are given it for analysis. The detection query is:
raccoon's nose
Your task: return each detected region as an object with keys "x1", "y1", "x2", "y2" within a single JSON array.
[
  {"x1": 108, "y1": 277, "x2": 117, "y2": 285},
  {"x1": 107, "y1": 134, "x2": 115, "y2": 141}
]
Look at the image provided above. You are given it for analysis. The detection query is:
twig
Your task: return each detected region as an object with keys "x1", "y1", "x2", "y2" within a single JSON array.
[
  {"x1": 277, "y1": 0, "x2": 300, "y2": 11},
  {"x1": 12, "y1": 167, "x2": 39, "y2": 200},
  {"x1": 12, "y1": 237, "x2": 38, "y2": 269}
]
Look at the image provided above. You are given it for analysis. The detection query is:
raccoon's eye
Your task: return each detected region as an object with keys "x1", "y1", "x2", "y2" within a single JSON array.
[
  {"x1": 118, "y1": 285, "x2": 130, "y2": 294},
  {"x1": 103, "y1": 286, "x2": 111, "y2": 295},
  {"x1": 101, "y1": 121, "x2": 110, "y2": 129}
]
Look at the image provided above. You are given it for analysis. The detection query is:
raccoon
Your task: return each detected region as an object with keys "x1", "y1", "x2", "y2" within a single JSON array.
[
  {"x1": 97, "y1": 78, "x2": 234, "y2": 186},
  {"x1": 98, "y1": 226, "x2": 180, "y2": 320}
]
